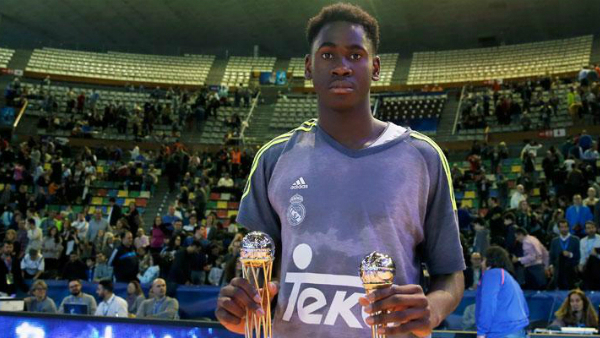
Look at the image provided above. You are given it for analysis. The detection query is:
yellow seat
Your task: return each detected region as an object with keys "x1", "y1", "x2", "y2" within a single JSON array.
[
  {"x1": 464, "y1": 191, "x2": 476, "y2": 199},
  {"x1": 511, "y1": 165, "x2": 522, "y2": 173},
  {"x1": 88, "y1": 206, "x2": 96, "y2": 214},
  {"x1": 118, "y1": 190, "x2": 128, "y2": 197},
  {"x1": 217, "y1": 201, "x2": 228, "y2": 209},
  {"x1": 97, "y1": 166, "x2": 104, "y2": 174},
  {"x1": 461, "y1": 200, "x2": 473, "y2": 208},
  {"x1": 91, "y1": 197, "x2": 103, "y2": 205},
  {"x1": 533, "y1": 188, "x2": 540, "y2": 196},
  {"x1": 227, "y1": 210, "x2": 238, "y2": 218}
]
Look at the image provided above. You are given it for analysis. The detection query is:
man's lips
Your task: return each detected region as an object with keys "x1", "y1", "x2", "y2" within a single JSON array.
[{"x1": 329, "y1": 81, "x2": 354, "y2": 94}]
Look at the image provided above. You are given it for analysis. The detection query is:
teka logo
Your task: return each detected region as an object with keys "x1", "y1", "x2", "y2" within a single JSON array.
[{"x1": 282, "y1": 244, "x2": 369, "y2": 329}]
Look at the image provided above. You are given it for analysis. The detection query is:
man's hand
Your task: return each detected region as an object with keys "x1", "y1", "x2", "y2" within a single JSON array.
[
  {"x1": 359, "y1": 284, "x2": 433, "y2": 337},
  {"x1": 215, "y1": 277, "x2": 278, "y2": 334},
  {"x1": 511, "y1": 255, "x2": 520, "y2": 264}
]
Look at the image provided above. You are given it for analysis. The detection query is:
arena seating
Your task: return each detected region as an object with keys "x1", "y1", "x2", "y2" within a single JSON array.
[
  {"x1": 378, "y1": 92, "x2": 446, "y2": 133},
  {"x1": 288, "y1": 53, "x2": 398, "y2": 88},
  {"x1": 220, "y1": 56, "x2": 276, "y2": 88},
  {"x1": 26, "y1": 48, "x2": 215, "y2": 85},
  {"x1": 22, "y1": 83, "x2": 178, "y2": 142},
  {"x1": 205, "y1": 192, "x2": 239, "y2": 222},
  {"x1": 457, "y1": 83, "x2": 573, "y2": 139},
  {"x1": 0, "y1": 47, "x2": 15, "y2": 68},
  {"x1": 198, "y1": 105, "x2": 251, "y2": 145},
  {"x1": 408, "y1": 35, "x2": 593, "y2": 85}
]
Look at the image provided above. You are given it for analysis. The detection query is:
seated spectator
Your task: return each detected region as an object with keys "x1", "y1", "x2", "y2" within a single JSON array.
[
  {"x1": 137, "y1": 252, "x2": 160, "y2": 284},
  {"x1": 58, "y1": 279, "x2": 97, "y2": 315},
  {"x1": 92, "y1": 252, "x2": 113, "y2": 282},
  {"x1": 0, "y1": 241, "x2": 27, "y2": 296},
  {"x1": 510, "y1": 184, "x2": 527, "y2": 209},
  {"x1": 134, "y1": 228, "x2": 149, "y2": 250},
  {"x1": 71, "y1": 212, "x2": 89, "y2": 241},
  {"x1": 549, "y1": 289, "x2": 599, "y2": 328},
  {"x1": 24, "y1": 280, "x2": 57, "y2": 313},
  {"x1": 549, "y1": 220, "x2": 581, "y2": 290},
  {"x1": 162, "y1": 205, "x2": 181, "y2": 226},
  {"x1": 95, "y1": 279, "x2": 128, "y2": 317},
  {"x1": 216, "y1": 173, "x2": 234, "y2": 192},
  {"x1": 579, "y1": 221, "x2": 600, "y2": 290},
  {"x1": 62, "y1": 252, "x2": 87, "y2": 281},
  {"x1": 183, "y1": 215, "x2": 199, "y2": 234},
  {"x1": 126, "y1": 280, "x2": 146, "y2": 316},
  {"x1": 567, "y1": 194, "x2": 593, "y2": 236},
  {"x1": 136, "y1": 278, "x2": 179, "y2": 319},
  {"x1": 21, "y1": 248, "x2": 45, "y2": 280},
  {"x1": 513, "y1": 227, "x2": 549, "y2": 290}
]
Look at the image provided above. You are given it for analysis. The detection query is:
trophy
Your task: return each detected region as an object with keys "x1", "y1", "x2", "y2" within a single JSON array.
[
  {"x1": 240, "y1": 231, "x2": 275, "y2": 338},
  {"x1": 360, "y1": 251, "x2": 396, "y2": 338}
]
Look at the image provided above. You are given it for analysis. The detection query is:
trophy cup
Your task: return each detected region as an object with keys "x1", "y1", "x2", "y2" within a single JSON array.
[
  {"x1": 240, "y1": 231, "x2": 275, "y2": 338},
  {"x1": 360, "y1": 251, "x2": 396, "y2": 338}
]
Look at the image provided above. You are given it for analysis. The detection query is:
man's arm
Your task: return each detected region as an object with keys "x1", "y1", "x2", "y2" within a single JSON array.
[
  {"x1": 427, "y1": 272, "x2": 465, "y2": 329},
  {"x1": 150, "y1": 299, "x2": 179, "y2": 319}
]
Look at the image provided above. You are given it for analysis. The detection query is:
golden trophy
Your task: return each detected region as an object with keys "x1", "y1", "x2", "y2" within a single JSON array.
[
  {"x1": 360, "y1": 251, "x2": 396, "y2": 338},
  {"x1": 240, "y1": 231, "x2": 275, "y2": 338}
]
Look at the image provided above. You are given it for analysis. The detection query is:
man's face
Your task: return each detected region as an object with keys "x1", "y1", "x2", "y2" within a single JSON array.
[
  {"x1": 70, "y1": 253, "x2": 78, "y2": 262},
  {"x1": 559, "y1": 222, "x2": 570, "y2": 236},
  {"x1": 306, "y1": 21, "x2": 380, "y2": 112},
  {"x1": 123, "y1": 232, "x2": 133, "y2": 246},
  {"x1": 69, "y1": 281, "x2": 82, "y2": 296},
  {"x1": 2, "y1": 243, "x2": 13, "y2": 256},
  {"x1": 586, "y1": 223, "x2": 597, "y2": 237},
  {"x1": 516, "y1": 233, "x2": 525, "y2": 242},
  {"x1": 574, "y1": 195, "x2": 582, "y2": 205},
  {"x1": 152, "y1": 279, "x2": 167, "y2": 298},
  {"x1": 169, "y1": 206, "x2": 175, "y2": 216},
  {"x1": 96, "y1": 285, "x2": 105, "y2": 299},
  {"x1": 471, "y1": 254, "x2": 482, "y2": 268},
  {"x1": 174, "y1": 221, "x2": 182, "y2": 230}
]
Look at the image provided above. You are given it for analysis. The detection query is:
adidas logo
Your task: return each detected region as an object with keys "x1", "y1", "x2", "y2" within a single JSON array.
[{"x1": 290, "y1": 177, "x2": 308, "y2": 190}]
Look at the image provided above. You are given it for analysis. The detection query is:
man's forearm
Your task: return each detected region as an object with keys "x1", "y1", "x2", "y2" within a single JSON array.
[{"x1": 426, "y1": 272, "x2": 464, "y2": 328}]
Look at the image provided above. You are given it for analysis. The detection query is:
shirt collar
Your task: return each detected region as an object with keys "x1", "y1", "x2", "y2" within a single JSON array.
[{"x1": 560, "y1": 234, "x2": 571, "y2": 241}]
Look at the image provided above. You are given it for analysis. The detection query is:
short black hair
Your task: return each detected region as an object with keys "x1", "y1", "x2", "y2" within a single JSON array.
[
  {"x1": 98, "y1": 279, "x2": 114, "y2": 292},
  {"x1": 68, "y1": 279, "x2": 81, "y2": 285},
  {"x1": 306, "y1": 3, "x2": 380, "y2": 53},
  {"x1": 503, "y1": 212, "x2": 515, "y2": 222},
  {"x1": 515, "y1": 227, "x2": 528, "y2": 236},
  {"x1": 585, "y1": 220, "x2": 597, "y2": 228}
]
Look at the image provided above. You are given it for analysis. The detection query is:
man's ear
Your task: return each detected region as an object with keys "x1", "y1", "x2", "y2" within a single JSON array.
[
  {"x1": 304, "y1": 54, "x2": 312, "y2": 80},
  {"x1": 372, "y1": 55, "x2": 381, "y2": 81}
]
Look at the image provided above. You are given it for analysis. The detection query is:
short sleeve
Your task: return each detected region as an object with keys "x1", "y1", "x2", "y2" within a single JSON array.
[
  {"x1": 237, "y1": 144, "x2": 283, "y2": 244},
  {"x1": 413, "y1": 135, "x2": 466, "y2": 275}
]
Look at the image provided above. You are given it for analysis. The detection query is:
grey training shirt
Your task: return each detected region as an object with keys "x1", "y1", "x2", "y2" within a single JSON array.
[{"x1": 238, "y1": 119, "x2": 465, "y2": 338}]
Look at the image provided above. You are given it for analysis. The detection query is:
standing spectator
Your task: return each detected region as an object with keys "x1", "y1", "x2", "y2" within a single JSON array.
[
  {"x1": 0, "y1": 241, "x2": 27, "y2": 296},
  {"x1": 476, "y1": 246, "x2": 529, "y2": 338},
  {"x1": 41, "y1": 226, "x2": 63, "y2": 278},
  {"x1": 485, "y1": 197, "x2": 504, "y2": 245},
  {"x1": 582, "y1": 187, "x2": 598, "y2": 210},
  {"x1": 579, "y1": 221, "x2": 600, "y2": 290},
  {"x1": 513, "y1": 228, "x2": 549, "y2": 290},
  {"x1": 58, "y1": 279, "x2": 97, "y2": 315},
  {"x1": 126, "y1": 280, "x2": 146, "y2": 316},
  {"x1": 134, "y1": 228, "x2": 149, "y2": 250},
  {"x1": 566, "y1": 194, "x2": 594, "y2": 236},
  {"x1": 95, "y1": 279, "x2": 128, "y2": 317},
  {"x1": 71, "y1": 212, "x2": 89, "y2": 241},
  {"x1": 76, "y1": 91, "x2": 86, "y2": 114},
  {"x1": 167, "y1": 240, "x2": 201, "y2": 285},
  {"x1": 549, "y1": 289, "x2": 599, "y2": 328},
  {"x1": 136, "y1": 278, "x2": 179, "y2": 319},
  {"x1": 21, "y1": 248, "x2": 44, "y2": 280},
  {"x1": 472, "y1": 218, "x2": 490, "y2": 255},
  {"x1": 107, "y1": 197, "x2": 122, "y2": 227},
  {"x1": 137, "y1": 253, "x2": 160, "y2": 284},
  {"x1": 464, "y1": 252, "x2": 483, "y2": 290},
  {"x1": 87, "y1": 209, "x2": 108, "y2": 243},
  {"x1": 24, "y1": 280, "x2": 57, "y2": 313},
  {"x1": 548, "y1": 220, "x2": 581, "y2": 290},
  {"x1": 150, "y1": 216, "x2": 167, "y2": 253},
  {"x1": 510, "y1": 185, "x2": 527, "y2": 209},
  {"x1": 109, "y1": 231, "x2": 138, "y2": 283},
  {"x1": 26, "y1": 218, "x2": 43, "y2": 251},
  {"x1": 125, "y1": 202, "x2": 141, "y2": 237}
]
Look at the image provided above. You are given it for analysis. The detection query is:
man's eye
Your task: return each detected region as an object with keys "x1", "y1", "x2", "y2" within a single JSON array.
[
  {"x1": 350, "y1": 54, "x2": 362, "y2": 60},
  {"x1": 321, "y1": 53, "x2": 333, "y2": 60}
]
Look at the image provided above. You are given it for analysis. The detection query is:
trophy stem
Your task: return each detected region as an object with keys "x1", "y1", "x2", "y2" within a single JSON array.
[
  {"x1": 242, "y1": 261, "x2": 273, "y2": 338},
  {"x1": 365, "y1": 287, "x2": 387, "y2": 338}
]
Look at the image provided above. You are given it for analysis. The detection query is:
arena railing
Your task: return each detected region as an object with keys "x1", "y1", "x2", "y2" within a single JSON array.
[
  {"x1": 451, "y1": 85, "x2": 466, "y2": 135},
  {"x1": 239, "y1": 91, "x2": 260, "y2": 145}
]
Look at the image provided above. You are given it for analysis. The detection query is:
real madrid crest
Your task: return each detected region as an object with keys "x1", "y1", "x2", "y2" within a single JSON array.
[{"x1": 287, "y1": 194, "x2": 306, "y2": 227}]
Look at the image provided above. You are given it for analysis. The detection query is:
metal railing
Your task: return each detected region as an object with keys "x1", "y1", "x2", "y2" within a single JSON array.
[
  {"x1": 239, "y1": 92, "x2": 260, "y2": 145},
  {"x1": 451, "y1": 86, "x2": 466, "y2": 135}
]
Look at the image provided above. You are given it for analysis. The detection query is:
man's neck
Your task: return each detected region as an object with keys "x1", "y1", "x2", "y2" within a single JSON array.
[
  {"x1": 317, "y1": 99, "x2": 386, "y2": 150},
  {"x1": 72, "y1": 292, "x2": 82, "y2": 298},
  {"x1": 155, "y1": 295, "x2": 166, "y2": 301},
  {"x1": 104, "y1": 293, "x2": 114, "y2": 302},
  {"x1": 560, "y1": 233, "x2": 570, "y2": 240}
]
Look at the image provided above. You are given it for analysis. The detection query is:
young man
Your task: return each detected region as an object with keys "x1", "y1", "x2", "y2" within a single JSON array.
[
  {"x1": 216, "y1": 4, "x2": 465, "y2": 338},
  {"x1": 548, "y1": 219, "x2": 580, "y2": 290},
  {"x1": 58, "y1": 279, "x2": 97, "y2": 315},
  {"x1": 94, "y1": 279, "x2": 128, "y2": 317}
]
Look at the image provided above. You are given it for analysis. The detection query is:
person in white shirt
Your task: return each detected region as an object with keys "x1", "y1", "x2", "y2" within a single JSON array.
[
  {"x1": 510, "y1": 184, "x2": 527, "y2": 209},
  {"x1": 26, "y1": 218, "x2": 43, "y2": 251},
  {"x1": 71, "y1": 212, "x2": 89, "y2": 241},
  {"x1": 94, "y1": 279, "x2": 128, "y2": 317},
  {"x1": 217, "y1": 173, "x2": 234, "y2": 189},
  {"x1": 21, "y1": 248, "x2": 45, "y2": 280},
  {"x1": 579, "y1": 221, "x2": 600, "y2": 290}
]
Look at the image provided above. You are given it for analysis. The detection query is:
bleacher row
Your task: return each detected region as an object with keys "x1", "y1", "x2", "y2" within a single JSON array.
[
  {"x1": 457, "y1": 83, "x2": 574, "y2": 139},
  {"x1": 21, "y1": 83, "x2": 178, "y2": 142},
  {"x1": 26, "y1": 48, "x2": 215, "y2": 85},
  {"x1": 378, "y1": 94, "x2": 446, "y2": 123},
  {"x1": 0, "y1": 47, "x2": 15, "y2": 68},
  {"x1": 408, "y1": 35, "x2": 593, "y2": 85},
  {"x1": 220, "y1": 56, "x2": 277, "y2": 88},
  {"x1": 198, "y1": 105, "x2": 251, "y2": 145},
  {"x1": 206, "y1": 192, "x2": 240, "y2": 221}
]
